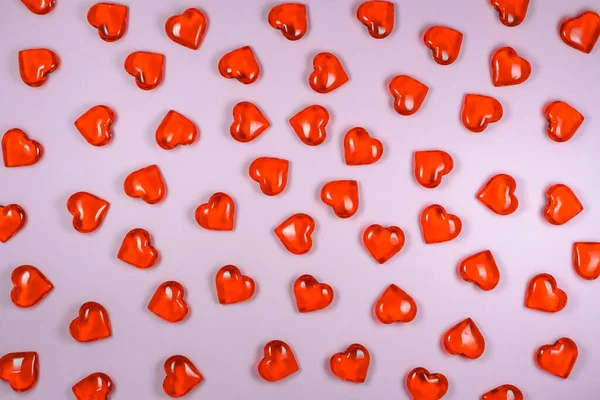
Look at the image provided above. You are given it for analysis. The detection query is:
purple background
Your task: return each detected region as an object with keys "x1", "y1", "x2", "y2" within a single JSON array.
[{"x1": 1, "y1": 0, "x2": 600, "y2": 398}]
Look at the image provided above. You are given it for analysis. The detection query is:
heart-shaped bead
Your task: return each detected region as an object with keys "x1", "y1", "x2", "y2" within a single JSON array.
[
  {"x1": 74, "y1": 105, "x2": 115, "y2": 147},
  {"x1": 0, "y1": 204, "x2": 27, "y2": 243},
  {"x1": 320, "y1": 180, "x2": 359, "y2": 219},
  {"x1": 117, "y1": 228, "x2": 159, "y2": 269},
  {"x1": 258, "y1": 340, "x2": 299, "y2": 382},
  {"x1": 544, "y1": 101, "x2": 584, "y2": 142},
  {"x1": 420, "y1": 204, "x2": 462, "y2": 244},
  {"x1": 374, "y1": 284, "x2": 417, "y2": 324},
  {"x1": 362, "y1": 224, "x2": 405, "y2": 264},
  {"x1": 544, "y1": 184, "x2": 583, "y2": 225},
  {"x1": 87, "y1": 3, "x2": 128, "y2": 42},
  {"x1": 248, "y1": 157, "x2": 289, "y2": 196},
  {"x1": 461, "y1": 93, "x2": 503, "y2": 133},
  {"x1": 10, "y1": 265, "x2": 53, "y2": 308},
  {"x1": 69, "y1": 301, "x2": 112, "y2": 342},
  {"x1": 18, "y1": 48, "x2": 60, "y2": 87},
  {"x1": 477, "y1": 173, "x2": 518, "y2": 215},
  {"x1": 536, "y1": 338, "x2": 578, "y2": 379},
  {"x1": 309, "y1": 52, "x2": 348, "y2": 93},
  {"x1": 21, "y1": 0, "x2": 55, "y2": 15},
  {"x1": 230, "y1": 102, "x2": 270, "y2": 143},
  {"x1": 489, "y1": 0, "x2": 530, "y2": 27},
  {"x1": 156, "y1": 110, "x2": 199, "y2": 150},
  {"x1": 165, "y1": 8, "x2": 208, "y2": 50},
  {"x1": 72, "y1": 372, "x2": 113, "y2": 400},
  {"x1": 413, "y1": 150, "x2": 453, "y2": 188},
  {"x1": 388, "y1": 75, "x2": 429, "y2": 116},
  {"x1": 458, "y1": 250, "x2": 500, "y2": 291},
  {"x1": 124, "y1": 164, "x2": 167, "y2": 204},
  {"x1": 559, "y1": 11, "x2": 600, "y2": 54},
  {"x1": 2, "y1": 128, "x2": 43, "y2": 167},
  {"x1": 573, "y1": 242, "x2": 600, "y2": 280},
  {"x1": 148, "y1": 281, "x2": 189, "y2": 323},
  {"x1": 0, "y1": 352, "x2": 38, "y2": 392},
  {"x1": 423, "y1": 25, "x2": 463, "y2": 65},
  {"x1": 274, "y1": 213, "x2": 315, "y2": 255},
  {"x1": 66, "y1": 192, "x2": 110, "y2": 233},
  {"x1": 330, "y1": 344, "x2": 370, "y2": 383},
  {"x1": 344, "y1": 127, "x2": 384, "y2": 166},
  {"x1": 293, "y1": 274, "x2": 333, "y2": 313},
  {"x1": 442, "y1": 318, "x2": 486, "y2": 359},
  {"x1": 406, "y1": 367, "x2": 448, "y2": 400},
  {"x1": 215, "y1": 265, "x2": 256, "y2": 305},
  {"x1": 124, "y1": 51, "x2": 165, "y2": 90},
  {"x1": 356, "y1": 1, "x2": 394, "y2": 39},
  {"x1": 195, "y1": 192, "x2": 235, "y2": 231},
  {"x1": 525, "y1": 273, "x2": 567, "y2": 313},
  {"x1": 163, "y1": 355, "x2": 203, "y2": 397},
  {"x1": 268, "y1": 3, "x2": 308, "y2": 41},
  {"x1": 289, "y1": 105, "x2": 329, "y2": 146},
  {"x1": 490, "y1": 46, "x2": 531, "y2": 86},
  {"x1": 218, "y1": 46, "x2": 260, "y2": 84},
  {"x1": 482, "y1": 384, "x2": 524, "y2": 400}
]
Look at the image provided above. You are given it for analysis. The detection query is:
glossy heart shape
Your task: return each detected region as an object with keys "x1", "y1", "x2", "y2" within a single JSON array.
[
  {"x1": 124, "y1": 51, "x2": 165, "y2": 90},
  {"x1": 330, "y1": 344, "x2": 370, "y2": 383},
  {"x1": 156, "y1": 110, "x2": 199, "y2": 150},
  {"x1": 258, "y1": 340, "x2": 299, "y2": 382},
  {"x1": 388, "y1": 75, "x2": 429, "y2": 116},
  {"x1": 525, "y1": 273, "x2": 567, "y2": 313},
  {"x1": 423, "y1": 25, "x2": 463, "y2": 65},
  {"x1": 195, "y1": 192, "x2": 235, "y2": 231},
  {"x1": 362, "y1": 224, "x2": 405, "y2": 264},
  {"x1": 544, "y1": 184, "x2": 583, "y2": 225},
  {"x1": 218, "y1": 46, "x2": 260, "y2": 84},
  {"x1": 18, "y1": 48, "x2": 60, "y2": 87},
  {"x1": 477, "y1": 173, "x2": 518, "y2": 215},
  {"x1": 344, "y1": 127, "x2": 383, "y2": 166},
  {"x1": 289, "y1": 105, "x2": 329, "y2": 146},
  {"x1": 420, "y1": 204, "x2": 462, "y2": 244},
  {"x1": 117, "y1": 228, "x2": 159, "y2": 269},
  {"x1": 230, "y1": 102, "x2": 270, "y2": 143},
  {"x1": 87, "y1": 3, "x2": 128, "y2": 42},
  {"x1": 216, "y1": 265, "x2": 256, "y2": 305},
  {"x1": 293, "y1": 274, "x2": 333, "y2": 313},
  {"x1": 163, "y1": 355, "x2": 203, "y2": 397},
  {"x1": 21, "y1": 0, "x2": 55, "y2": 15},
  {"x1": 461, "y1": 93, "x2": 503, "y2": 133},
  {"x1": 268, "y1": 3, "x2": 308, "y2": 41},
  {"x1": 309, "y1": 52, "x2": 348, "y2": 93},
  {"x1": 69, "y1": 301, "x2": 112, "y2": 342},
  {"x1": 72, "y1": 372, "x2": 113, "y2": 400},
  {"x1": 559, "y1": 11, "x2": 600, "y2": 54},
  {"x1": 544, "y1": 101, "x2": 584, "y2": 142},
  {"x1": 10, "y1": 265, "x2": 53, "y2": 308},
  {"x1": 74, "y1": 105, "x2": 115, "y2": 146},
  {"x1": 482, "y1": 384, "x2": 524, "y2": 400},
  {"x1": 274, "y1": 213, "x2": 315, "y2": 255},
  {"x1": 490, "y1": 0, "x2": 530, "y2": 27},
  {"x1": 356, "y1": 1, "x2": 394, "y2": 39},
  {"x1": 2, "y1": 128, "x2": 43, "y2": 167},
  {"x1": 124, "y1": 164, "x2": 167, "y2": 204},
  {"x1": 66, "y1": 192, "x2": 110, "y2": 233},
  {"x1": 0, "y1": 204, "x2": 27, "y2": 243},
  {"x1": 535, "y1": 337, "x2": 578, "y2": 378},
  {"x1": 573, "y1": 242, "x2": 600, "y2": 280},
  {"x1": 165, "y1": 8, "x2": 208, "y2": 50},
  {"x1": 490, "y1": 46, "x2": 531, "y2": 86},
  {"x1": 406, "y1": 367, "x2": 448, "y2": 400},
  {"x1": 413, "y1": 150, "x2": 453, "y2": 188},
  {"x1": 148, "y1": 281, "x2": 189, "y2": 323},
  {"x1": 248, "y1": 157, "x2": 289, "y2": 196},
  {"x1": 320, "y1": 180, "x2": 359, "y2": 218},
  {"x1": 0, "y1": 352, "x2": 38, "y2": 392},
  {"x1": 374, "y1": 284, "x2": 417, "y2": 324},
  {"x1": 442, "y1": 318, "x2": 486, "y2": 359},
  {"x1": 458, "y1": 250, "x2": 500, "y2": 291}
]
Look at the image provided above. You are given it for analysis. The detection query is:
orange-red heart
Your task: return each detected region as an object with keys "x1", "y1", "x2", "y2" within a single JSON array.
[
  {"x1": 274, "y1": 213, "x2": 315, "y2": 255},
  {"x1": 362, "y1": 224, "x2": 405, "y2": 264},
  {"x1": 230, "y1": 102, "x2": 270, "y2": 143},
  {"x1": 148, "y1": 281, "x2": 189, "y2": 323},
  {"x1": 309, "y1": 52, "x2": 348, "y2": 93},
  {"x1": 215, "y1": 265, "x2": 256, "y2": 305},
  {"x1": 21, "y1": 0, "x2": 55, "y2": 15},
  {"x1": 442, "y1": 318, "x2": 486, "y2": 359},
  {"x1": 458, "y1": 250, "x2": 500, "y2": 291},
  {"x1": 413, "y1": 150, "x2": 453, "y2": 188},
  {"x1": 490, "y1": 46, "x2": 531, "y2": 86},
  {"x1": 124, "y1": 164, "x2": 167, "y2": 204},
  {"x1": 344, "y1": 127, "x2": 384, "y2": 165},
  {"x1": 18, "y1": 48, "x2": 60, "y2": 87},
  {"x1": 257, "y1": 340, "x2": 299, "y2": 382},
  {"x1": 330, "y1": 344, "x2": 370, "y2": 383},
  {"x1": 0, "y1": 204, "x2": 27, "y2": 243},
  {"x1": 477, "y1": 173, "x2": 518, "y2": 215},
  {"x1": 420, "y1": 204, "x2": 462, "y2": 244},
  {"x1": 406, "y1": 367, "x2": 448, "y2": 400},
  {"x1": 74, "y1": 105, "x2": 115, "y2": 147},
  {"x1": 72, "y1": 372, "x2": 113, "y2": 400},
  {"x1": 195, "y1": 192, "x2": 235, "y2": 231},
  {"x1": 163, "y1": 355, "x2": 203, "y2": 397},
  {"x1": 0, "y1": 351, "x2": 38, "y2": 392},
  {"x1": 248, "y1": 157, "x2": 289, "y2": 196},
  {"x1": 293, "y1": 274, "x2": 333, "y2": 313},
  {"x1": 2, "y1": 128, "x2": 43, "y2": 167},
  {"x1": 535, "y1": 337, "x2": 578, "y2": 378},
  {"x1": 66, "y1": 192, "x2": 110, "y2": 233},
  {"x1": 356, "y1": 1, "x2": 395, "y2": 39},
  {"x1": 117, "y1": 228, "x2": 159, "y2": 269},
  {"x1": 124, "y1": 51, "x2": 165, "y2": 90},
  {"x1": 87, "y1": 3, "x2": 129, "y2": 42},
  {"x1": 559, "y1": 11, "x2": 600, "y2": 54},
  {"x1": 544, "y1": 184, "x2": 583, "y2": 225},
  {"x1": 155, "y1": 110, "x2": 199, "y2": 150},
  {"x1": 461, "y1": 94, "x2": 503, "y2": 133},
  {"x1": 165, "y1": 8, "x2": 208, "y2": 50},
  {"x1": 268, "y1": 3, "x2": 308, "y2": 41},
  {"x1": 525, "y1": 273, "x2": 567, "y2": 313},
  {"x1": 374, "y1": 284, "x2": 417, "y2": 324},
  {"x1": 320, "y1": 180, "x2": 359, "y2": 218},
  {"x1": 218, "y1": 46, "x2": 260, "y2": 84},
  {"x1": 69, "y1": 301, "x2": 112, "y2": 342},
  {"x1": 10, "y1": 265, "x2": 54, "y2": 308}
]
